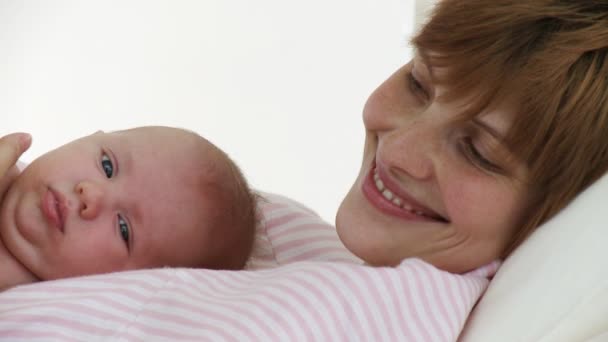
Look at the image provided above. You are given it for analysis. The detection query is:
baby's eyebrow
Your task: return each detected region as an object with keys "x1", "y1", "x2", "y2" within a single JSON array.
[
  {"x1": 111, "y1": 139, "x2": 141, "y2": 255},
  {"x1": 124, "y1": 146, "x2": 142, "y2": 251}
]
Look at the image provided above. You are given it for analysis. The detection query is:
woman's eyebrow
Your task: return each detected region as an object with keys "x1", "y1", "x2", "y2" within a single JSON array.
[
  {"x1": 472, "y1": 117, "x2": 520, "y2": 157},
  {"x1": 416, "y1": 49, "x2": 435, "y2": 78},
  {"x1": 472, "y1": 117, "x2": 504, "y2": 141}
]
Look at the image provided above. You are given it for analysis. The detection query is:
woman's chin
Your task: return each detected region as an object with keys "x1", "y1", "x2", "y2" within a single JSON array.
[{"x1": 336, "y1": 188, "x2": 387, "y2": 265}]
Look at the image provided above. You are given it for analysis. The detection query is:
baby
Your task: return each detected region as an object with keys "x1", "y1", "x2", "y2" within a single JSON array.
[{"x1": 0, "y1": 126, "x2": 257, "y2": 291}]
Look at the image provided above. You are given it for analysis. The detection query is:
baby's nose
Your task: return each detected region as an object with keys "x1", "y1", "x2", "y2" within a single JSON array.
[{"x1": 75, "y1": 180, "x2": 105, "y2": 220}]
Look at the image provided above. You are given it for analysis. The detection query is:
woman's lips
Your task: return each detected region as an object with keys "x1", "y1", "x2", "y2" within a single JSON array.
[
  {"x1": 362, "y1": 165, "x2": 448, "y2": 223},
  {"x1": 41, "y1": 188, "x2": 65, "y2": 233}
]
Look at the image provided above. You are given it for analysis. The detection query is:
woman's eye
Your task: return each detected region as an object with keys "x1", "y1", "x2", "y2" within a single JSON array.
[
  {"x1": 118, "y1": 214, "x2": 130, "y2": 249},
  {"x1": 101, "y1": 153, "x2": 114, "y2": 178},
  {"x1": 462, "y1": 137, "x2": 501, "y2": 173},
  {"x1": 406, "y1": 72, "x2": 428, "y2": 101}
]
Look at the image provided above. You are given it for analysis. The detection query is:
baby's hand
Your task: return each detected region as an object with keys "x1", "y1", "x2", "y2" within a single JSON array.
[{"x1": 0, "y1": 132, "x2": 32, "y2": 199}]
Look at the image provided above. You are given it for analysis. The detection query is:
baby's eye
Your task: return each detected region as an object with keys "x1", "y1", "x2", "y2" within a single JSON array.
[
  {"x1": 118, "y1": 214, "x2": 130, "y2": 249},
  {"x1": 101, "y1": 153, "x2": 114, "y2": 178}
]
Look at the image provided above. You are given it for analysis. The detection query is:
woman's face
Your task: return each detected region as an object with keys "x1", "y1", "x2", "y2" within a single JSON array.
[{"x1": 336, "y1": 55, "x2": 531, "y2": 273}]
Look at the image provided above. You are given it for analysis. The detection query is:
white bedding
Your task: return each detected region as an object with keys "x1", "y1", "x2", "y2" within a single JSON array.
[
  {"x1": 460, "y1": 173, "x2": 608, "y2": 341},
  {"x1": 0, "y1": 260, "x2": 494, "y2": 341}
]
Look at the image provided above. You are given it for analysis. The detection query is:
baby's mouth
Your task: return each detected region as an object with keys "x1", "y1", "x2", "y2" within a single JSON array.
[
  {"x1": 41, "y1": 188, "x2": 66, "y2": 233},
  {"x1": 371, "y1": 166, "x2": 449, "y2": 223}
]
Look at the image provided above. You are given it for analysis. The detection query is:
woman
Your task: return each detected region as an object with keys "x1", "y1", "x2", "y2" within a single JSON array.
[
  {"x1": 0, "y1": 0, "x2": 606, "y2": 340},
  {"x1": 338, "y1": 0, "x2": 608, "y2": 273}
]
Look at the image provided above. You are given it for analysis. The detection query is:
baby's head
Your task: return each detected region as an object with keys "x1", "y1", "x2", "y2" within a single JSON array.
[{"x1": 0, "y1": 126, "x2": 257, "y2": 280}]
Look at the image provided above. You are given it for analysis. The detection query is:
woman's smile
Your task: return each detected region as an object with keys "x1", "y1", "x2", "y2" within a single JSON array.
[
  {"x1": 336, "y1": 58, "x2": 532, "y2": 272},
  {"x1": 362, "y1": 163, "x2": 448, "y2": 223}
]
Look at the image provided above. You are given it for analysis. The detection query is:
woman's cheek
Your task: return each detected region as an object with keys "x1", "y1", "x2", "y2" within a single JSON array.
[{"x1": 442, "y1": 176, "x2": 480, "y2": 224}]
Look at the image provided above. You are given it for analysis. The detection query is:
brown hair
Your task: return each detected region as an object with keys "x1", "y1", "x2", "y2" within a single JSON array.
[
  {"x1": 412, "y1": 0, "x2": 608, "y2": 255},
  {"x1": 196, "y1": 142, "x2": 259, "y2": 270},
  {"x1": 163, "y1": 127, "x2": 259, "y2": 270},
  {"x1": 214, "y1": 150, "x2": 259, "y2": 269}
]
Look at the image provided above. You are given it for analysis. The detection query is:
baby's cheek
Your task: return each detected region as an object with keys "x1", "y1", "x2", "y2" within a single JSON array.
[{"x1": 51, "y1": 235, "x2": 110, "y2": 276}]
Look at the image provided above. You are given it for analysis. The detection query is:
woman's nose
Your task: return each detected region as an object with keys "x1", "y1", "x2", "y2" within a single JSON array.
[
  {"x1": 363, "y1": 68, "x2": 440, "y2": 181},
  {"x1": 75, "y1": 180, "x2": 105, "y2": 220},
  {"x1": 379, "y1": 118, "x2": 437, "y2": 181}
]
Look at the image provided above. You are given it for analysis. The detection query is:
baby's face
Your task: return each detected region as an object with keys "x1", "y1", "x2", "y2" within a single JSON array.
[{"x1": 0, "y1": 127, "x2": 226, "y2": 280}]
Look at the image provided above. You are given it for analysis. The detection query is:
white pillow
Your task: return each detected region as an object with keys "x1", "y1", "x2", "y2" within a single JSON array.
[{"x1": 460, "y1": 173, "x2": 608, "y2": 341}]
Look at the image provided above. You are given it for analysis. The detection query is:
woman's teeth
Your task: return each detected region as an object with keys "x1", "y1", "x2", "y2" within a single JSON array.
[{"x1": 373, "y1": 168, "x2": 429, "y2": 218}]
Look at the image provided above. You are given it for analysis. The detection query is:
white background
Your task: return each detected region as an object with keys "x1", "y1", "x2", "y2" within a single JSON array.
[{"x1": 0, "y1": 0, "x2": 432, "y2": 223}]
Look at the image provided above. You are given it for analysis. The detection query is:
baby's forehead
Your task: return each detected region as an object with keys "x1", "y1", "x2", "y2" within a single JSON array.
[
  {"x1": 111, "y1": 126, "x2": 240, "y2": 191},
  {"x1": 111, "y1": 126, "x2": 196, "y2": 141},
  {"x1": 111, "y1": 127, "x2": 214, "y2": 155}
]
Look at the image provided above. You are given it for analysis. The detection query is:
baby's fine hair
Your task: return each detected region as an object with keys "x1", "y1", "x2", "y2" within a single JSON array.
[
  {"x1": 413, "y1": 0, "x2": 608, "y2": 254},
  {"x1": 179, "y1": 128, "x2": 258, "y2": 270},
  {"x1": 206, "y1": 147, "x2": 258, "y2": 270}
]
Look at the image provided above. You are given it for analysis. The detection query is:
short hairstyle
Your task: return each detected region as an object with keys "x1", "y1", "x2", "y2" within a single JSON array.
[{"x1": 412, "y1": 0, "x2": 608, "y2": 255}]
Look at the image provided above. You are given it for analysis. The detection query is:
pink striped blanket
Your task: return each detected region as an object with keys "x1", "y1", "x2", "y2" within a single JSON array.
[{"x1": 0, "y1": 192, "x2": 498, "y2": 341}]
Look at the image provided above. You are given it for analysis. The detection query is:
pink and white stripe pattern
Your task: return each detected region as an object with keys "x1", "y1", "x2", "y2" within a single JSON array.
[
  {"x1": 245, "y1": 192, "x2": 362, "y2": 269},
  {"x1": 0, "y1": 259, "x2": 498, "y2": 341},
  {"x1": 0, "y1": 192, "x2": 499, "y2": 341}
]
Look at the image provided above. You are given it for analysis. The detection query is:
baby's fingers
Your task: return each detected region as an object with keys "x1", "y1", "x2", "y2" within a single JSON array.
[{"x1": 0, "y1": 133, "x2": 32, "y2": 175}]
